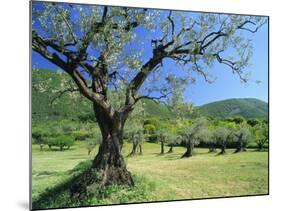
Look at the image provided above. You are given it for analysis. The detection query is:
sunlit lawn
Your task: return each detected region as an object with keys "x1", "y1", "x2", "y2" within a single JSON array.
[{"x1": 32, "y1": 142, "x2": 268, "y2": 203}]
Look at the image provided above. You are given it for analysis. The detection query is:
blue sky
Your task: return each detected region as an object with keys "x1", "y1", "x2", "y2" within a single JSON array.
[
  {"x1": 32, "y1": 2, "x2": 268, "y2": 106},
  {"x1": 185, "y1": 23, "x2": 268, "y2": 105}
]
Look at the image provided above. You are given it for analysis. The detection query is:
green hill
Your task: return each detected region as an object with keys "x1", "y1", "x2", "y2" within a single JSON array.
[
  {"x1": 31, "y1": 68, "x2": 173, "y2": 121},
  {"x1": 197, "y1": 98, "x2": 268, "y2": 119},
  {"x1": 32, "y1": 69, "x2": 268, "y2": 121},
  {"x1": 32, "y1": 68, "x2": 93, "y2": 121},
  {"x1": 142, "y1": 99, "x2": 173, "y2": 119}
]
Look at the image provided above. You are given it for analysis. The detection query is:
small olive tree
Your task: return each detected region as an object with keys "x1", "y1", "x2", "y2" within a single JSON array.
[
  {"x1": 213, "y1": 126, "x2": 234, "y2": 155},
  {"x1": 197, "y1": 128, "x2": 216, "y2": 153},
  {"x1": 155, "y1": 128, "x2": 169, "y2": 155},
  {"x1": 253, "y1": 123, "x2": 268, "y2": 151},
  {"x1": 126, "y1": 127, "x2": 145, "y2": 156},
  {"x1": 180, "y1": 117, "x2": 208, "y2": 158},
  {"x1": 166, "y1": 133, "x2": 181, "y2": 153},
  {"x1": 125, "y1": 100, "x2": 146, "y2": 156},
  {"x1": 233, "y1": 126, "x2": 251, "y2": 153}
]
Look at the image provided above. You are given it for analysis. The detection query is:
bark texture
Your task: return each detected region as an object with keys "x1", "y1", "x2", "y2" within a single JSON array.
[
  {"x1": 181, "y1": 140, "x2": 194, "y2": 158},
  {"x1": 160, "y1": 141, "x2": 165, "y2": 154},
  {"x1": 128, "y1": 142, "x2": 138, "y2": 157},
  {"x1": 218, "y1": 144, "x2": 226, "y2": 155},
  {"x1": 167, "y1": 146, "x2": 173, "y2": 153}
]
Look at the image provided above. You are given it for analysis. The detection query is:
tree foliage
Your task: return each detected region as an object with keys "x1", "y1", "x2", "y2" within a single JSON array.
[
  {"x1": 213, "y1": 125, "x2": 234, "y2": 155},
  {"x1": 180, "y1": 117, "x2": 208, "y2": 157},
  {"x1": 32, "y1": 2, "x2": 267, "y2": 122},
  {"x1": 253, "y1": 123, "x2": 268, "y2": 151},
  {"x1": 233, "y1": 125, "x2": 251, "y2": 153}
]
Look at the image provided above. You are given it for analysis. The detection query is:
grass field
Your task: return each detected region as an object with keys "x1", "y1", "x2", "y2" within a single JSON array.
[{"x1": 32, "y1": 142, "x2": 268, "y2": 207}]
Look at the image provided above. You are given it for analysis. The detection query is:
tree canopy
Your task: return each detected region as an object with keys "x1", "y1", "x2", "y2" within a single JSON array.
[{"x1": 32, "y1": 2, "x2": 267, "y2": 121}]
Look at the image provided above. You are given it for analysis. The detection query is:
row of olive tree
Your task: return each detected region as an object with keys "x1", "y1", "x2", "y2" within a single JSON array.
[{"x1": 152, "y1": 118, "x2": 268, "y2": 158}]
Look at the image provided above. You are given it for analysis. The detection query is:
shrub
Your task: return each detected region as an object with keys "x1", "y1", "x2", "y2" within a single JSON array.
[
  {"x1": 226, "y1": 116, "x2": 245, "y2": 124},
  {"x1": 74, "y1": 132, "x2": 93, "y2": 141},
  {"x1": 46, "y1": 135, "x2": 75, "y2": 151},
  {"x1": 247, "y1": 118, "x2": 260, "y2": 127},
  {"x1": 253, "y1": 123, "x2": 268, "y2": 151}
]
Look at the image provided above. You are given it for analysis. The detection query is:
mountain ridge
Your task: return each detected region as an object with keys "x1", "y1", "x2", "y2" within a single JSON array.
[{"x1": 196, "y1": 98, "x2": 268, "y2": 119}]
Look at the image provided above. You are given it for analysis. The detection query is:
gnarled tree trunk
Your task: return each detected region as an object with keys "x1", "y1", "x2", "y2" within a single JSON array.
[
  {"x1": 234, "y1": 141, "x2": 243, "y2": 153},
  {"x1": 218, "y1": 141, "x2": 226, "y2": 155},
  {"x1": 160, "y1": 141, "x2": 165, "y2": 154},
  {"x1": 234, "y1": 134, "x2": 246, "y2": 153},
  {"x1": 128, "y1": 142, "x2": 138, "y2": 157},
  {"x1": 182, "y1": 140, "x2": 194, "y2": 158},
  {"x1": 69, "y1": 103, "x2": 133, "y2": 200},
  {"x1": 92, "y1": 102, "x2": 133, "y2": 185},
  {"x1": 138, "y1": 144, "x2": 143, "y2": 155},
  {"x1": 208, "y1": 144, "x2": 217, "y2": 153},
  {"x1": 167, "y1": 145, "x2": 173, "y2": 153}
]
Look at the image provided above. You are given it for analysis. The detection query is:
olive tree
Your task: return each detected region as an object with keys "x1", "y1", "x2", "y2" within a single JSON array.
[
  {"x1": 166, "y1": 133, "x2": 181, "y2": 153},
  {"x1": 126, "y1": 124, "x2": 145, "y2": 156},
  {"x1": 213, "y1": 126, "x2": 234, "y2": 155},
  {"x1": 32, "y1": 1, "x2": 266, "y2": 188},
  {"x1": 233, "y1": 126, "x2": 251, "y2": 153},
  {"x1": 197, "y1": 128, "x2": 216, "y2": 153},
  {"x1": 180, "y1": 117, "x2": 207, "y2": 158},
  {"x1": 155, "y1": 128, "x2": 169, "y2": 154},
  {"x1": 253, "y1": 123, "x2": 268, "y2": 151},
  {"x1": 125, "y1": 99, "x2": 145, "y2": 156},
  {"x1": 166, "y1": 74, "x2": 194, "y2": 119}
]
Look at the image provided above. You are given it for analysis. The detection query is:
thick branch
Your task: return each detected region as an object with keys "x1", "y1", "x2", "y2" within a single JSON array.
[
  {"x1": 135, "y1": 91, "x2": 172, "y2": 104},
  {"x1": 32, "y1": 34, "x2": 69, "y2": 71},
  {"x1": 167, "y1": 11, "x2": 175, "y2": 37},
  {"x1": 32, "y1": 35, "x2": 114, "y2": 117}
]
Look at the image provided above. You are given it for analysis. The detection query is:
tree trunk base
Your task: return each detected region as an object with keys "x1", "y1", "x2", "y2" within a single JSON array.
[
  {"x1": 217, "y1": 150, "x2": 226, "y2": 155},
  {"x1": 181, "y1": 151, "x2": 192, "y2": 158},
  {"x1": 234, "y1": 148, "x2": 241, "y2": 153},
  {"x1": 208, "y1": 148, "x2": 217, "y2": 153},
  {"x1": 234, "y1": 147, "x2": 247, "y2": 153},
  {"x1": 32, "y1": 145, "x2": 133, "y2": 209},
  {"x1": 167, "y1": 146, "x2": 173, "y2": 153},
  {"x1": 70, "y1": 162, "x2": 133, "y2": 201},
  {"x1": 69, "y1": 151, "x2": 133, "y2": 201}
]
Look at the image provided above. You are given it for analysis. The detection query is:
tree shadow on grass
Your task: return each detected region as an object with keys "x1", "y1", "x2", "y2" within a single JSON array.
[
  {"x1": 32, "y1": 160, "x2": 154, "y2": 210},
  {"x1": 32, "y1": 160, "x2": 100, "y2": 209},
  {"x1": 34, "y1": 170, "x2": 62, "y2": 177},
  {"x1": 165, "y1": 154, "x2": 182, "y2": 160}
]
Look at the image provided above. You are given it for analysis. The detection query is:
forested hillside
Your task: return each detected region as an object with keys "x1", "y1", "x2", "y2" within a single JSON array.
[
  {"x1": 197, "y1": 98, "x2": 268, "y2": 119},
  {"x1": 32, "y1": 69, "x2": 268, "y2": 120}
]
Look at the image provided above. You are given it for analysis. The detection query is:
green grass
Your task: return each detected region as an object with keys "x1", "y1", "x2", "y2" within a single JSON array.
[{"x1": 32, "y1": 142, "x2": 268, "y2": 208}]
